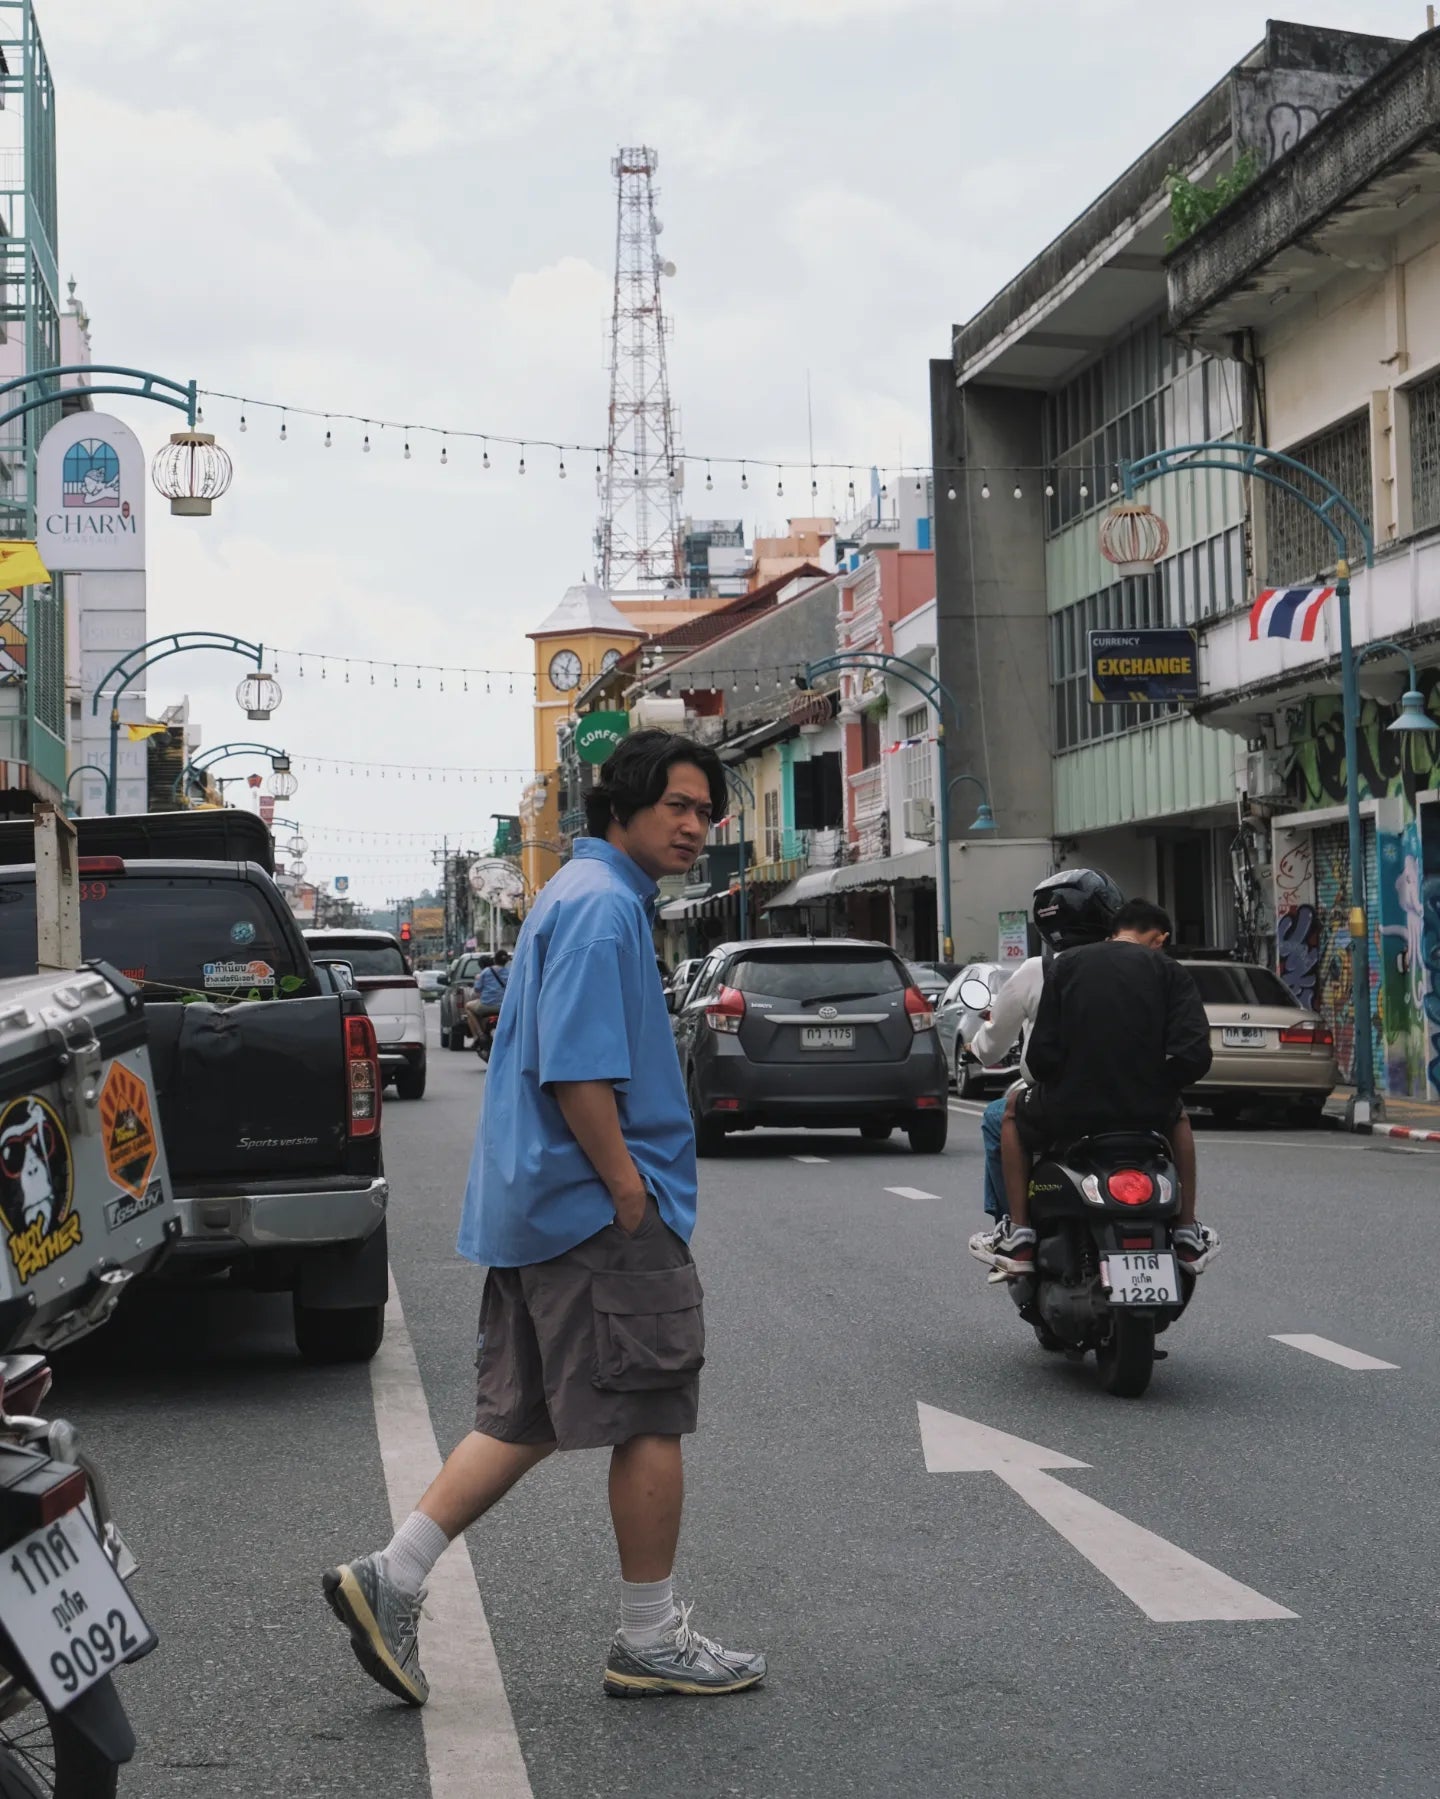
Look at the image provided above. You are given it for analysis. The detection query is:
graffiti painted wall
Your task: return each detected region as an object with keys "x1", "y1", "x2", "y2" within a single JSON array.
[
  {"x1": 1273, "y1": 825, "x2": 1318, "y2": 1010},
  {"x1": 1286, "y1": 685, "x2": 1440, "y2": 812},
  {"x1": 1423, "y1": 809, "x2": 1440, "y2": 1102}
]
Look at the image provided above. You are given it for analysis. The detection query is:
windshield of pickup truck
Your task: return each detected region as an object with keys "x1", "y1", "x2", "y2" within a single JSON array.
[{"x1": 0, "y1": 874, "x2": 310, "y2": 1001}]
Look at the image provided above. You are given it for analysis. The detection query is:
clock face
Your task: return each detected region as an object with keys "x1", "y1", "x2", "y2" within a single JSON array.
[
  {"x1": 548, "y1": 649, "x2": 582, "y2": 692},
  {"x1": 601, "y1": 648, "x2": 622, "y2": 673}
]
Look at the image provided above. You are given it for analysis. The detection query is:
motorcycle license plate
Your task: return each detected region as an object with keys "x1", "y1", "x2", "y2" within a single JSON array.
[
  {"x1": 801, "y1": 1026, "x2": 853, "y2": 1050},
  {"x1": 0, "y1": 1512, "x2": 154, "y2": 1710},
  {"x1": 1105, "y1": 1252, "x2": 1180, "y2": 1306}
]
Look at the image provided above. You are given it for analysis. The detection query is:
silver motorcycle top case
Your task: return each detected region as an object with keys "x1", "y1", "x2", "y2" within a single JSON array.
[{"x1": 0, "y1": 961, "x2": 178, "y2": 1352}]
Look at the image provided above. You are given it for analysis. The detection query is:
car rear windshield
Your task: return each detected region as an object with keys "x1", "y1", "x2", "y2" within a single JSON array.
[
  {"x1": 728, "y1": 949, "x2": 906, "y2": 1001},
  {"x1": 311, "y1": 939, "x2": 407, "y2": 976},
  {"x1": 0, "y1": 874, "x2": 309, "y2": 1001},
  {"x1": 1184, "y1": 964, "x2": 1300, "y2": 1009}
]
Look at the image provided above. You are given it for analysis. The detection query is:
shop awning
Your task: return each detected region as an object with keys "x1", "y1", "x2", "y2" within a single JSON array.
[
  {"x1": 657, "y1": 892, "x2": 715, "y2": 921},
  {"x1": 766, "y1": 867, "x2": 843, "y2": 909},
  {"x1": 830, "y1": 846, "x2": 937, "y2": 893}
]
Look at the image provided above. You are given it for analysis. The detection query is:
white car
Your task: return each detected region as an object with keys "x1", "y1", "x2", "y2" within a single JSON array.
[
  {"x1": 304, "y1": 929, "x2": 428, "y2": 1099},
  {"x1": 416, "y1": 969, "x2": 445, "y2": 1001}
]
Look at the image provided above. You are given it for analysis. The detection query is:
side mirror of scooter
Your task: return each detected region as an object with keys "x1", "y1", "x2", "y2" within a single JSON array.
[{"x1": 959, "y1": 977, "x2": 993, "y2": 1011}]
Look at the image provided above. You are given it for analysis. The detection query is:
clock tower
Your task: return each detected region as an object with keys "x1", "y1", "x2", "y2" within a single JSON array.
[{"x1": 524, "y1": 582, "x2": 645, "y2": 898}]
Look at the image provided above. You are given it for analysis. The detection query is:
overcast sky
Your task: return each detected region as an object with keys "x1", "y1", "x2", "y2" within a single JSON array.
[{"x1": 40, "y1": 0, "x2": 1427, "y2": 906}]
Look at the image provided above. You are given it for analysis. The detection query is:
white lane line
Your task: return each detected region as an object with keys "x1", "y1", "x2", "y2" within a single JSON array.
[
  {"x1": 886, "y1": 1185, "x2": 941, "y2": 1200},
  {"x1": 370, "y1": 1271, "x2": 533, "y2": 1799},
  {"x1": 917, "y1": 1404, "x2": 1296, "y2": 1624},
  {"x1": 791, "y1": 1154, "x2": 829, "y2": 1164},
  {"x1": 1270, "y1": 1332, "x2": 1399, "y2": 1371}
]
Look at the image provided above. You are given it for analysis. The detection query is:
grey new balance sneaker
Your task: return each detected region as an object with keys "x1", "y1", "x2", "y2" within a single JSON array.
[
  {"x1": 323, "y1": 1552, "x2": 429, "y2": 1707},
  {"x1": 604, "y1": 1601, "x2": 766, "y2": 1698}
]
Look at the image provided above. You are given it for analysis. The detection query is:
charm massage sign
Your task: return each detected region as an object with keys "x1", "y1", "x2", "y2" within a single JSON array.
[{"x1": 35, "y1": 412, "x2": 147, "y2": 573}]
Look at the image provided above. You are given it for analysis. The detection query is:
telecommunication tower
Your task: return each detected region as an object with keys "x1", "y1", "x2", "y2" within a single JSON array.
[{"x1": 595, "y1": 147, "x2": 682, "y2": 591}]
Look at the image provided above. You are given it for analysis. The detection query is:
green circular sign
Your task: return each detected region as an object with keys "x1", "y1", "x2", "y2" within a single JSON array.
[{"x1": 574, "y1": 710, "x2": 631, "y2": 766}]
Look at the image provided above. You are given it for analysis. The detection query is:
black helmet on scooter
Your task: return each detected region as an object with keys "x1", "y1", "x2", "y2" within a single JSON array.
[{"x1": 1032, "y1": 868, "x2": 1123, "y2": 953}]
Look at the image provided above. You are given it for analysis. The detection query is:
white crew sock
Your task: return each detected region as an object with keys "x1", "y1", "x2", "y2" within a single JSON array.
[
  {"x1": 618, "y1": 1576, "x2": 679, "y2": 1649},
  {"x1": 381, "y1": 1510, "x2": 450, "y2": 1602}
]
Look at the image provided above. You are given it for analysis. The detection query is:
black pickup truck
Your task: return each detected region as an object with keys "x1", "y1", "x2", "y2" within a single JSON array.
[{"x1": 0, "y1": 811, "x2": 389, "y2": 1362}]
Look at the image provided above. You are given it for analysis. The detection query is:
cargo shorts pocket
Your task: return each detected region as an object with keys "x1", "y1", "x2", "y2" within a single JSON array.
[{"x1": 591, "y1": 1265, "x2": 705, "y2": 1392}]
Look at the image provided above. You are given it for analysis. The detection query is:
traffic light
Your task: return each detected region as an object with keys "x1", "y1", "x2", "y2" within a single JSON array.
[{"x1": 400, "y1": 922, "x2": 412, "y2": 943}]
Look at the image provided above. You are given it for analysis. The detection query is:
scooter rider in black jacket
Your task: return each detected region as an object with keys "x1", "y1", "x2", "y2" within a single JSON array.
[{"x1": 983, "y1": 898, "x2": 1214, "y2": 1275}]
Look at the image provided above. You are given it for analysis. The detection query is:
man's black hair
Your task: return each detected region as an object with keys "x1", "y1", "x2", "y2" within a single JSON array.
[
  {"x1": 494, "y1": 949, "x2": 510, "y2": 965},
  {"x1": 1111, "y1": 898, "x2": 1173, "y2": 938},
  {"x1": 584, "y1": 729, "x2": 728, "y2": 838}
]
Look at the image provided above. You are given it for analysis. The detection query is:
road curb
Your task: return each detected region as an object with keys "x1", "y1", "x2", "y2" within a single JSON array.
[{"x1": 1325, "y1": 1114, "x2": 1440, "y2": 1143}]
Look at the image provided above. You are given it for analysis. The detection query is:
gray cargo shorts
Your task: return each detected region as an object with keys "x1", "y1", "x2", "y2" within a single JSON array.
[{"x1": 472, "y1": 1195, "x2": 705, "y2": 1452}]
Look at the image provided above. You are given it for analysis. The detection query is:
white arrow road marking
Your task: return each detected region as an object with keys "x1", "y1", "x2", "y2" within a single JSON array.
[
  {"x1": 917, "y1": 1402, "x2": 1296, "y2": 1624},
  {"x1": 791, "y1": 1154, "x2": 829, "y2": 1164},
  {"x1": 886, "y1": 1185, "x2": 941, "y2": 1200},
  {"x1": 1270, "y1": 1333, "x2": 1398, "y2": 1371}
]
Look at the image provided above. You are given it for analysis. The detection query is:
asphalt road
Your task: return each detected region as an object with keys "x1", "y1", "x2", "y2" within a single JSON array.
[{"x1": 47, "y1": 1016, "x2": 1440, "y2": 1798}]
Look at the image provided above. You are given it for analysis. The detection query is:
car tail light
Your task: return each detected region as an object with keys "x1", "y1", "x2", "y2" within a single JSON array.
[
  {"x1": 1107, "y1": 1169, "x2": 1154, "y2": 1206},
  {"x1": 346, "y1": 1014, "x2": 381, "y2": 1136},
  {"x1": 78, "y1": 856, "x2": 124, "y2": 875},
  {"x1": 1280, "y1": 1021, "x2": 1334, "y2": 1047},
  {"x1": 904, "y1": 987, "x2": 935, "y2": 1033},
  {"x1": 713, "y1": 1097, "x2": 740, "y2": 1111},
  {"x1": 705, "y1": 986, "x2": 745, "y2": 1034}
]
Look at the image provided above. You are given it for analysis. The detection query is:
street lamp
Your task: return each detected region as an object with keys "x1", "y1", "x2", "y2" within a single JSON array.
[
  {"x1": 238, "y1": 670, "x2": 282, "y2": 721},
  {"x1": 1116, "y1": 442, "x2": 1412, "y2": 1124},
  {"x1": 947, "y1": 773, "x2": 997, "y2": 833},
  {"x1": 150, "y1": 431, "x2": 234, "y2": 517},
  {"x1": 267, "y1": 754, "x2": 298, "y2": 801}
]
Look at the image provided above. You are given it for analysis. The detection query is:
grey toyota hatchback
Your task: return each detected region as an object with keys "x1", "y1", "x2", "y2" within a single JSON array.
[{"x1": 669, "y1": 938, "x2": 949, "y2": 1156}]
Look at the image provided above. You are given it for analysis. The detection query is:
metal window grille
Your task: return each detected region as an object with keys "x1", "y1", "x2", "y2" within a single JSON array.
[
  {"x1": 1409, "y1": 368, "x2": 1440, "y2": 534},
  {"x1": 1264, "y1": 412, "x2": 1372, "y2": 584},
  {"x1": 900, "y1": 706, "x2": 933, "y2": 803}
]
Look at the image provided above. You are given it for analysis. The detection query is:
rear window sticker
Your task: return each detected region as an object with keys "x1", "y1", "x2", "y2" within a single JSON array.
[
  {"x1": 0, "y1": 1095, "x2": 81, "y2": 1284},
  {"x1": 203, "y1": 959, "x2": 276, "y2": 988},
  {"x1": 229, "y1": 920, "x2": 257, "y2": 946}
]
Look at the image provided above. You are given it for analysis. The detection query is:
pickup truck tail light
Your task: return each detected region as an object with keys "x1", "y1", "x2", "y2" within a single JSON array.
[
  {"x1": 904, "y1": 987, "x2": 935, "y2": 1033},
  {"x1": 704, "y1": 986, "x2": 745, "y2": 1034},
  {"x1": 346, "y1": 1014, "x2": 381, "y2": 1136},
  {"x1": 78, "y1": 856, "x2": 125, "y2": 875}
]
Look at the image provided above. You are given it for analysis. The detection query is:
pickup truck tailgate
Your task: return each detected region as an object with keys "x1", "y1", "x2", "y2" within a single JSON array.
[{"x1": 143, "y1": 997, "x2": 349, "y2": 1179}]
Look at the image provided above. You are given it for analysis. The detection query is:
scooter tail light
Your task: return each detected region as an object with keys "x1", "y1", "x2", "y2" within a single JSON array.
[
  {"x1": 705, "y1": 986, "x2": 745, "y2": 1034},
  {"x1": 37, "y1": 1466, "x2": 88, "y2": 1525},
  {"x1": 1107, "y1": 1169, "x2": 1155, "y2": 1206},
  {"x1": 904, "y1": 987, "x2": 935, "y2": 1033}
]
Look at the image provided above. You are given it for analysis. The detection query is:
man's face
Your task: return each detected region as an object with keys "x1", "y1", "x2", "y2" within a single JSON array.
[{"x1": 612, "y1": 761, "x2": 714, "y2": 880}]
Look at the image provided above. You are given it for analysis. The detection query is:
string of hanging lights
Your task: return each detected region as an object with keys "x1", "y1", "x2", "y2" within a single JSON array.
[
  {"x1": 292, "y1": 755, "x2": 537, "y2": 780},
  {"x1": 194, "y1": 386, "x2": 1126, "y2": 502}
]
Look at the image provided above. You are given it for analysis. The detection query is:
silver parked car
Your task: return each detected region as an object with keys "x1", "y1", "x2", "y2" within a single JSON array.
[{"x1": 935, "y1": 961, "x2": 1020, "y2": 1097}]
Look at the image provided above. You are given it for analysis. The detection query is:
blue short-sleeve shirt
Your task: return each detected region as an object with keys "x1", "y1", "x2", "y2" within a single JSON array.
[{"x1": 456, "y1": 838, "x2": 697, "y2": 1268}]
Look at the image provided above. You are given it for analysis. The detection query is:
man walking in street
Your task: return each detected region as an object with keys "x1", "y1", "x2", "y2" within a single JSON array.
[{"x1": 323, "y1": 730, "x2": 767, "y2": 1705}]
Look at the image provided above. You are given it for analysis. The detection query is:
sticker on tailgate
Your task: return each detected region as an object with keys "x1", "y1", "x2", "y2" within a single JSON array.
[
  {"x1": 104, "y1": 1179, "x2": 167, "y2": 1233},
  {"x1": 0, "y1": 1096, "x2": 81, "y2": 1283},
  {"x1": 99, "y1": 1063, "x2": 159, "y2": 1199}
]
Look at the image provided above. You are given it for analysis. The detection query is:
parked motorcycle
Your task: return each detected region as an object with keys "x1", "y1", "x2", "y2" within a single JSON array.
[
  {"x1": 0, "y1": 1353, "x2": 151, "y2": 1797},
  {"x1": 0, "y1": 962, "x2": 180, "y2": 1793},
  {"x1": 961, "y1": 978, "x2": 1219, "y2": 1398}
]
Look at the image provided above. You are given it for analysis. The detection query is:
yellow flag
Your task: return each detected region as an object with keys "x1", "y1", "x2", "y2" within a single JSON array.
[
  {"x1": 0, "y1": 541, "x2": 50, "y2": 589},
  {"x1": 126, "y1": 722, "x2": 170, "y2": 743}
]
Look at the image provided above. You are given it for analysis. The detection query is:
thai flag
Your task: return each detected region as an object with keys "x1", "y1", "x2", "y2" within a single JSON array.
[{"x1": 1249, "y1": 585, "x2": 1333, "y2": 643}]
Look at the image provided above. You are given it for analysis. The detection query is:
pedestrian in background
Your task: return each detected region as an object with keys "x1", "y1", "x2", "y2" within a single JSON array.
[{"x1": 323, "y1": 730, "x2": 767, "y2": 1704}]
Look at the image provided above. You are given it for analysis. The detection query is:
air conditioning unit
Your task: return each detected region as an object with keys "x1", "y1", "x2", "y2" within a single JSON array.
[
  {"x1": 1240, "y1": 749, "x2": 1287, "y2": 802},
  {"x1": 903, "y1": 797, "x2": 935, "y2": 842}
]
